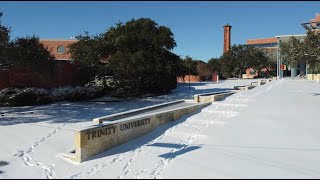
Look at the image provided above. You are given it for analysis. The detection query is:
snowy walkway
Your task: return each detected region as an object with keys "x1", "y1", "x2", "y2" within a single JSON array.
[{"x1": 1, "y1": 79, "x2": 320, "y2": 178}]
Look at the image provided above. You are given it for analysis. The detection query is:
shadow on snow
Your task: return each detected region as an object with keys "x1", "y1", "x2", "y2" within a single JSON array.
[{"x1": 0, "y1": 87, "x2": 231, "y2": 126}]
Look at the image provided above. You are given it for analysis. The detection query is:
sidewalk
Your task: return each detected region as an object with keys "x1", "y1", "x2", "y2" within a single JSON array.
[{"x1": 161, "y1": 79, "x2": 320, "y2": 178}]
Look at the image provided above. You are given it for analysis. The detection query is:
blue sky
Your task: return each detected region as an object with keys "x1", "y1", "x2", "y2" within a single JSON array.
[{"x1": 0, "y1": 1, "x2": 319, "y2": 62}]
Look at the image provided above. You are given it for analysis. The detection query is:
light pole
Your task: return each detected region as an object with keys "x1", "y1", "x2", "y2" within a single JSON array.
[
  {"x1": 277, "y1": 37, "x2": 281, "y2": 79},
  {"x1": 276, "y1": 37, "x2": 279, "y2": 79},
  {"x1": 188, "y1": 61, "x2": 191, "y2": 89}
]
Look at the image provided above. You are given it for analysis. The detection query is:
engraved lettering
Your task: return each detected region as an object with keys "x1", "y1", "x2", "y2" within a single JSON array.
[
  {"x1": 86, "y1": 125, "x2": 117, "y2": 140},
  {"x1": 120, "y1": 118, "x2": 151, "y2": 132},
  {"x1": 92, "y1": 131, "x2": 97, "y2": 139},
  {"x1": 87, "y1": 132, "x2": 91, "y2": 140}
]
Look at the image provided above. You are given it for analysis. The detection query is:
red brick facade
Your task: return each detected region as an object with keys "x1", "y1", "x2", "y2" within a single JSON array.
[
  {"x1": 310, "y1": 14, "x2": 320, "y2": 28},
  {"x1": 246, "y1": 37, "x2": 278, "y2": 45},
  {"x1": 177, "y1": 75, "x2": 201, "y2": 83},
  {"x1": 0, "y1": 61, "x2": 75, "y2": 90},
  {"x1": 40, "y1": 39, "x2": 77, "y2": 60}
]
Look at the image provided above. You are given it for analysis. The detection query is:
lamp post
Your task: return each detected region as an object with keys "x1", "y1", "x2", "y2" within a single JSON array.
[
  {"x1": 277, "y1": 37, "x2": 281, "y2": 79},
  {"x1": 189, "y1": 61, "x2": 191, "y2": 89}
]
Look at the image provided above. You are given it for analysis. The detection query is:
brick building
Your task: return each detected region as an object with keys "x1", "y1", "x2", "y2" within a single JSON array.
[
  {"x1": 246, "y1": 14, "x2": 320, "y2": 79},
  {"x1": 0, "y1": 39, "x2": 78, "y2": 90},
  {"x1": 40, "y1": 39, "x2": 77, "y2": 61},
  {"x1": 177, "y1": 60, "x2": 212, "y2": 83}
]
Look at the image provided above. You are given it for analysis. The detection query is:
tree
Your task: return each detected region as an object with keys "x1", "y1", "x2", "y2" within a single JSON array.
[
  {"x1": 69, "y1": 32, "x2": 105, "y2": 68},
  {"x1": 219, "y1": 44, "x2": 270, "y2": 78},
  {"x1": 280, "y1": 36, "x2": 304, "y2": 69},
  {"x1": 220, "y1": 51, "x2": 237, "y2": 78},
  {"x1": 303, "y1": 31, "x2": 320, "y2": 74},
  {"x1": 0, "y1": 12, "x2": 11, "y2": 70},
  {"x1": 178, "y1": 56, "x2": 197, "y2": 82},
  {"x1": 280, "y1": 32, "x2": 320, "y2": 76},
  {"x1": 69, "y1": 18, "x2": 182, "y2": 96},
  {"x1": 69, "y1": 32, "x2": 111, "y2": 85},
  {"x1": 104, "y1": 18, "x2": 181, "y2": 97},
  {"x1": 208, "y1": 58, "x2": 221, "y2": 73},
  {"x1": 196, "y1": 60, "x2": 212, "y2": 81},
  {"x1": 220, "y1": 45, "x2": 251, "y2": 78},
  {"x1": 248, "y1": 47, "x2": 275, "y2": 77},
  {"x1": 9, "y1": 36, "x2": 55, "y2": 80},
  {"x1": 260, "y1": 49, "x2": 277, "y2": 77}
]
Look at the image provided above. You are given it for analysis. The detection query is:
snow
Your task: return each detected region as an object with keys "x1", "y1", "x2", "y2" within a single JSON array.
[{"x1": 1, "y1": 79, "x2": 320, "y2": 178}]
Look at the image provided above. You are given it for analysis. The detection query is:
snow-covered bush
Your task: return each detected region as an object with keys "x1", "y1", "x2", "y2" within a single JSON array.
[
  {"x1": 50, "y1": 86, "x2": 75, "y2": 101},
  {"x1": 0, "y1": 87, "x2": 52, "y2": 106},
  {"x1": 0, "y1": 85, "x2": 103, "y2": 106},
  {"x1": 67, "y1": 86, "x2": 99, "y2": 101},
  {"x1": 0, "y1": 88, "x2": 19, "y2": 106},
  {"x1": 85, "y1": 76, "x2": 114, "y2": 92}
]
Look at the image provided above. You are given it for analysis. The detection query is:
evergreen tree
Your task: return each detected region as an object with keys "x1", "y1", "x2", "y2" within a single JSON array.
[
  {"x1": 208, "y1": 58, "x2": 221, "y2": 73},
  {"x1": 178, "y1": 56, "x2": 198, "y2": 82},
  {"x1": 0, "y1": 12, "x2": 11, "y2": 69},
  {"x1": 105, "y1": 18, "x2": 180, "y2": 96},
  {"x1": 69, "y1": 32, "x2": 111, "y2": 85},
  {"x1": 10, "y1": 36, "x2": 55, "y2": 80},
  {"x1": 219, "y1": 44, "x2": 270, "y2": 78},
  {"x1": 70, "y1": 18, "x2": 182, "y2": 96}
]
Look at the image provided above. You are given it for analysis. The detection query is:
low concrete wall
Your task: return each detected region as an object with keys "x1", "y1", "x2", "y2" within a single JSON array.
[
  {"x1": 234, "y1": 85, "x2": 255, "y2": 91},
  {"x1": 307, "y1": 74, "x2": 320, "y2": 81},
  {"x1": 260, "y1": 79, "x2": 271, "y2": 83},
  {"x1": 251, "y1": 79, "x2": 272, "y2": 86},
  {"x1": 93, "y1": 100, "x2": 184, "y2": 124},
  {"x1": 242, "y1": 74, "x2": 255, "y2": 79},
  {"x1": 251, "y1": 82, "x2": 260, "y2": 86},
  {"x1": 59, "y1": 101, "x2": 210, "y2": 163},
  {"x1": 194, "y1": 91, "x2": 235, "y2": 103}
]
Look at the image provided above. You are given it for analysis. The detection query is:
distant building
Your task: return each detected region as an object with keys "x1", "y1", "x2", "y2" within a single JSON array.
[
  {"x1": 246, "y1": 14, "x2": 320, "y2": 79},
  {"x1": 177, "y1": 60, "x2": 211, "y2": 83}
]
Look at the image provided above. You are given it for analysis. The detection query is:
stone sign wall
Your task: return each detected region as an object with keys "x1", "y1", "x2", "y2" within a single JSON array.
[{"x1": 61, "y1": 102, "x2": 210, "y2": 163}]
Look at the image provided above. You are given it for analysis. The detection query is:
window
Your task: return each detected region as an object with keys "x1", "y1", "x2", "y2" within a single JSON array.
[{"x1": 57, "y1": 45, "x2": 66, "y2": 54}]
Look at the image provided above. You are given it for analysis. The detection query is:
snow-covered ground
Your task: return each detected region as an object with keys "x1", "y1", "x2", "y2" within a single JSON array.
[{"x1": 1, "y1": 79, "x2": 320, "y2": 178}]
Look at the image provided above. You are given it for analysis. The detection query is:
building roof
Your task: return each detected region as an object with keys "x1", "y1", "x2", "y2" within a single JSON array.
[
  {"x1": 40, "y1": 39, "x2": 78, "y2": 42},
  {"x1": 275, "y1": 34, "x2": 307, "y2": 38},
  {"x1": 275, "y1": 34, "x2": 307, "y2": 43},
  {"x1": 301, "y1": 14, "x2": 320, "y2": 31}
]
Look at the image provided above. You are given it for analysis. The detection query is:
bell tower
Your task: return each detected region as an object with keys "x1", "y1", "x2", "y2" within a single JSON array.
[{"x1": 223, "y1": 23, "x2": 232, "y2": 53}]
